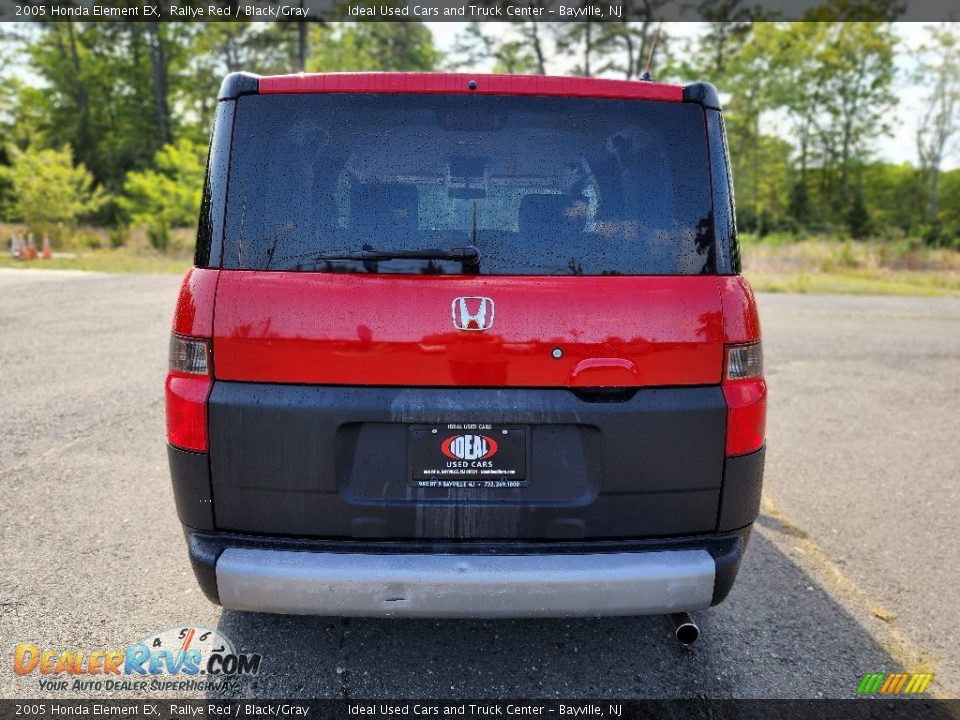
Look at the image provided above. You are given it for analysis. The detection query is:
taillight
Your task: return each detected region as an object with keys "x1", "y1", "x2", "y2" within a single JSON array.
[
  {"x1": 722, "y1": 341, "x2": 766, "y2": 456},
  {"x1": 726, "y1": 342, "x2": 763, "y2": 381},
  {"x1": 166, "y1": 334, "x2": 212, "y2": 452}
]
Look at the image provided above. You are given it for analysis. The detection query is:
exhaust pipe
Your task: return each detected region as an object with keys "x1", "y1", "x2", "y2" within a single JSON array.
[{"x1": 666, "y1": 612, "x2": 700, "y2": 646}]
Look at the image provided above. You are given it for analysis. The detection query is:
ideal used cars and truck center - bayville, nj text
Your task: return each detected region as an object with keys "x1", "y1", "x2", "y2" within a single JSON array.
[{"x1": 17, "y1": 3, "x2": 614, "y2": 18}]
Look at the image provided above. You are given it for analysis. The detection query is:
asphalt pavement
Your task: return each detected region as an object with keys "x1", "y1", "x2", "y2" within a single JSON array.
[{"x1": 0, "y1": 268, "x2": 957, "y2": 699}]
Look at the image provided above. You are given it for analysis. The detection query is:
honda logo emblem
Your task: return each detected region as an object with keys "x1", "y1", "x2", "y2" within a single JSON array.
[{"x1": 452, "y1": 296, "x2": 495, "y2": 331}]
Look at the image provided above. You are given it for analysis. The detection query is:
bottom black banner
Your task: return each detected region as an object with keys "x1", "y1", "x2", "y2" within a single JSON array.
[{"x1": 0, "y1": 700, "x2": 958, "y2": 720}]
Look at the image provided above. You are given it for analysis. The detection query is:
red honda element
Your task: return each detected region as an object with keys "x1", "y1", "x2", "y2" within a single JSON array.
[{"x1": 166, "y1": 72, "x2": 765, "y2": 629}]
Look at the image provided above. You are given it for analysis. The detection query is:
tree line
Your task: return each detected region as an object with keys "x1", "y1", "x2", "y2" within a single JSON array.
[{"x1": 0, "y1": 15, "x2": 958, "y2": 250}]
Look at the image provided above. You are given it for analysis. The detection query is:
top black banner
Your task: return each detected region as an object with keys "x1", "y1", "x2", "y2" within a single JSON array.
[{"x1": 0, "y1": 0, "x2": 958, "y2": 22}]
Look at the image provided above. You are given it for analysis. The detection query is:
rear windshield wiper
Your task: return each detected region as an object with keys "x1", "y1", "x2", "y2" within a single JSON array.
[{"x1": 309, "y1": 246, "x2": 481, "y2": 267}]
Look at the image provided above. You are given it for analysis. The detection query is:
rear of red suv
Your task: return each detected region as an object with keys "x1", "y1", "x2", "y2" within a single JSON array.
[{"x1": 166, "y1": 72, "x2": 765, "y2": 621}]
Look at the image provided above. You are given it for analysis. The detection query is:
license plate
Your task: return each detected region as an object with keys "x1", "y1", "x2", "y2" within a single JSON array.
[{"x1": 409, "y1": 424, "x2": 527, "y2": 488}]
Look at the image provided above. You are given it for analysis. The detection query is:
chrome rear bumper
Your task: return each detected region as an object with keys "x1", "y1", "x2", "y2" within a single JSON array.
[{"x1": 215, "y1": 548, "x2": 716, "y2": 618}]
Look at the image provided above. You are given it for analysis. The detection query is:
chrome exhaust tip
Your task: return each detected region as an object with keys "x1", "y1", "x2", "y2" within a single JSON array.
[{"x1": 666, "y1": 612, "x2": 700, "y2": 646}]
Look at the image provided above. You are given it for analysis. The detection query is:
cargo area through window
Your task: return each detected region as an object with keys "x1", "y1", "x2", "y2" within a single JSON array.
[{"x1": 224, "y1": 94, "x2": 716, "y2": 275}]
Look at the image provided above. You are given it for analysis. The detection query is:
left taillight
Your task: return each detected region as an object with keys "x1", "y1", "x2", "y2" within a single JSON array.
[
  {"x1": 166, "y1": 334, "x2": 212, "y2": 453},
  {"x1": 722, "y1": 341, "x2": 766, "y2": 457}
]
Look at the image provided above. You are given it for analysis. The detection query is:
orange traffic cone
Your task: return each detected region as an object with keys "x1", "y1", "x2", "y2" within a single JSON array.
[
  {"x1": 17, "y1": 236, "x2": 28, "y2": 260},
  {"x1": 27, "y1": 234, "x2": 38, "y2": 260},
  {"x1": 41, "y1": 233, "x2": 52, "y2": 260}
]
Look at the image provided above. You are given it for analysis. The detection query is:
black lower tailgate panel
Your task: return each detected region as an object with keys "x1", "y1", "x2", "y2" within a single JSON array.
[{"x1": 208, "y1": 384, "x2": 726, "y2": 539}]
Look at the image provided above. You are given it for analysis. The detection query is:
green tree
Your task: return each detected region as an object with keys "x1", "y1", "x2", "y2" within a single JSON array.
[
  {"x1": 846, "y1": 186, "x2": 871, "y2": 238},
  {"x1": 787, "y1": 180, "x2": 812, "y2": 229},
  {"x1": 448, "y1": 22, "x2": 496, "y2": 70},
  {"x1": 514, "y1": 21, "x2": 548, "y2": 75},
  {"x1": 595, "y1": 14, "x2": 670, "y2": 80},
  {"x1": 728, "y1": 132, "x2": 792, "y2": 234},
  {"x1": 458, "y1": 2, "x2": 551, "y2": 74},
  {"x1": 2, "y1": 144, "x2": 105, "y2": 239},
  {"x1": 915, "y1": 24, "x2": 960, "y2": 229},
  {"x1": 308, "y1": 23, "x2": 439, "y2": 72},
  {"x1": 448, "y1": 23, "x2": 539, "y2": 74},
  {"x1": 802, "y1": 23, "x2": 897, "y2": 208},
  {"x1": 184, "y1": 22, "x2": 302, "y2": 130},
  {"x1": 713, "y1": 24, "x2": 785, "y2": 231},
  {"x1": 552, "y1": 19, "x2": 600, "y2": 77},
  {"x1": 681, "y1": 0, "x2": 773, "y2": 77},
  {"x1": 0, "y1": 28, "x2": 19, "y2": 217},
  {"x1": 860, "y1": 162, "x2": 921, "y2": 236},
  {"x1": 20, "y1": 22, "x2": 194, "y2": 199},
  {"x1": 716, "y1": 22, "x2": 897, "y2": 232},
  {"x1": 935, "y1": 167, "x2": 960, "y2": 248},
  {"x1": 119, "y1": 139, "x2": 206, "y2": 252},
  {"x1": 0, "y1": 27, "x2": 16, "y2": 130},
  {"x1": 802, "y1": 0, "x2": 904, "y2": 21}
]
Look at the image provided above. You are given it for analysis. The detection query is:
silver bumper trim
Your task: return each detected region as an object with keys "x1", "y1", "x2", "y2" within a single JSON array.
[{"x1": 215, "y1": 548, "x2": 716, "y2": 618}]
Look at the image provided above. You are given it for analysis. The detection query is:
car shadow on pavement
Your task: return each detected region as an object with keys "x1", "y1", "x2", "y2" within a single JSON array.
[{"x1": 209, "y1": 530, "x2": 904, "y2": 699}]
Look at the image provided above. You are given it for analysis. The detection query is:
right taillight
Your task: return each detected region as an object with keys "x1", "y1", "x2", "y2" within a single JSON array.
[
  {"x1": 722, "y1": 341, "x2": 766, "y2": 456},
  {"x1": 166, "y1": 334, "x2": 212, "y2": 453}
]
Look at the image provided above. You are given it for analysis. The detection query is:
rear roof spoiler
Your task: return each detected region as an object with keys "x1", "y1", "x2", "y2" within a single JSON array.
[
  {"x1": 683, "y1": 82, "x2": 722, "y2": 111},
  {"x1": 219, "y1": 72, "x2": 720, "y2": 111},
  {"x1": 219, "y1": 72, "x2": 259, "y2": 101}
]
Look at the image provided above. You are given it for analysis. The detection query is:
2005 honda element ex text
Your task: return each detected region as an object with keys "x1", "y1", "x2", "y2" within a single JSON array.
[{"x1": 166, "y1": 72, "x2": 766, "y2": 632}]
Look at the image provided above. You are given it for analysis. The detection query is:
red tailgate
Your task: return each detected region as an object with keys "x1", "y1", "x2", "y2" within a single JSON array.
[{"x1": 212, "y1": 272, "x2": 723, "y2": 387}]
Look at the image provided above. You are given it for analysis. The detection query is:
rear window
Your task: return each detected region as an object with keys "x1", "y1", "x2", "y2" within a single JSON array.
[{"x1": 223, "y1": 93, "x2": 715, "y2": 275}]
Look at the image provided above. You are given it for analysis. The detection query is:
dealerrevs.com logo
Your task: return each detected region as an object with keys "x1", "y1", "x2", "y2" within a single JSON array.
[
  {"x1": 441, "y1": 434, "x2": 499, "y2": 461},
  {"x1": 13, "y1": 626, "x2": 262, "y2": 693}
]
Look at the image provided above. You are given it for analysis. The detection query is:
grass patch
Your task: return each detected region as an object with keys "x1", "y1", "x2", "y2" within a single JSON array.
[
  {"x1": 746, "y1": 270, "x2": 960, "y2": 297},
  {"x1": 0, "y1": 222, "x2": 193, "y2": 274},
  {"x1": 741, "y1": 234, "x2": 960, "y2": 297},
  {"x1": 0, "y1": 248, "x2": 191, "y2": 274}
]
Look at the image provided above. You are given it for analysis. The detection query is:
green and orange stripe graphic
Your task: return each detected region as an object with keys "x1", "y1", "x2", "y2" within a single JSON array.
[{"x1": 857, "y1": 672, "x2": 933, "y2": 695}]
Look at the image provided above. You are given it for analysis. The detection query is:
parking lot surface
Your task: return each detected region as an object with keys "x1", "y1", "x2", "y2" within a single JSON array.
[{"x1": 0, "y1": 269, "x2": 957, "y2": 698}]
